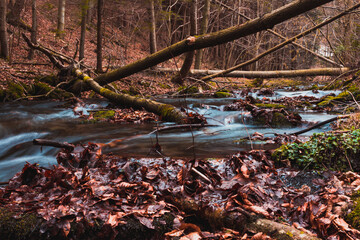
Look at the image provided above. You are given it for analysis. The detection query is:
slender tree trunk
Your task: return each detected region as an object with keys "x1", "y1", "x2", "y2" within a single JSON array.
[
  {"x1": 56, "y1": 0, "x2": 66, "y2": 37},
  {"x1": 0, "y1": 0, "x2": 8, "y2": 59},
  {"x1": 28, "y1": 0, "x2": 37, "y2": 59},
  {"x1": 194, "y1": 0, "x2": 210, "y2": 69},
  {"x1": 96, "y1": 0, "x2": 103, "y2": 72},
  {"x1": 171, "y1": 0, "x2": 197, "y2": 84},
  {"x1": 79, "y1": 0, "x2": 89, "y2": 61},
  {"x1": 149, "y1": 0, "x2": 157, "y2": 54}
]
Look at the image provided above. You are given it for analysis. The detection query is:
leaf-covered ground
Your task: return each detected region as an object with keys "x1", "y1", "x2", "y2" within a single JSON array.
[{"x1": 1, "y1": 142, "x2": 360, "y2": 239}]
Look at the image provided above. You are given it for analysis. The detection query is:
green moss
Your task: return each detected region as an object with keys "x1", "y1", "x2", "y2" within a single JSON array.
[
  {"x1": 93, "y1": 110, "x2": 116, "y2": 120},
  {"x1": 255, "y1": 103, "x2": 286, "y2": 109},
  {"x1": 178, "y1": 86, "x2": 199, "y2": 94},
  {"x1": 36, "y1": 74, "x2": 58, "y2": 86},
  {"x1": 0, "y1": 208, "x2": 40, "y2": 240},
  {"x1": 159, "y1": 83, "x2": 171, "y2": 89},
  {"x1": 346, "y1": 192, "x2": 360, "y2": 229},
  {"x1": 271, "y1": 112, "x2": 294, "y2": 127},
  {"x1": 214, "y1": 91, "x2": 231, "y2": 98},
  {"x1": 309, "y1": 84, "x2": 319, "y2": 90},
  {"x1": 7, "y1": 82, "x2": 26, "y2": 100}
]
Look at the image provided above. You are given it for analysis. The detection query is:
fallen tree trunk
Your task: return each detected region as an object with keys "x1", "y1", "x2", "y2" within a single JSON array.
[
  {"x1": 68, "y1": 0, "x2": 334, "y2": 92},
  {"x1": 72, "y1": 68, "x2": 188, "y2": 123},
  {"x1": 171, "y1": 197, "x2": 321, "y2": 240},
  {"x1": 201, "y1": 2, "x2": 360, "y2": 81},
  {"x1": 154, "y1": 67, "x2": 350, "y2": 79}
]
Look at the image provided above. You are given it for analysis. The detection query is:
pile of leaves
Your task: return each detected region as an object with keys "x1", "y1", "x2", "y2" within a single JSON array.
[
  {"x1": 272, "y1": 129, "x2": 360, "y2": 171},
  {"x1": 1, "y1": 142, "x2": 360, "y2": 239}
]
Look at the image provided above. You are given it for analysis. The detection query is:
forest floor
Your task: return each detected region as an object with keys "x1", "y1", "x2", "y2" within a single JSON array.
[{"x1": 1, "y1": 1, "x2": 360, "y2": 240}]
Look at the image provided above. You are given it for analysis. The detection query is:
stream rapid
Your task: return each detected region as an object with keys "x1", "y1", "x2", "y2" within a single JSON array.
[{"x1": 0, "y1": 89, "x2": 340, "y2": 181}]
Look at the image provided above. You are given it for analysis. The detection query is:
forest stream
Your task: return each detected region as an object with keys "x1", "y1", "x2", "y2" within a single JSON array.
[{"x1": 0, "y1": 89, "x2": 341, "y2": 182}]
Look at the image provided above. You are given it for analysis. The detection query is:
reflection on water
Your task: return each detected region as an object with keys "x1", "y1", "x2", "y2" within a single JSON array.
[{"x1": 0, "y1": 90, "x2": 339, "y2": 181}]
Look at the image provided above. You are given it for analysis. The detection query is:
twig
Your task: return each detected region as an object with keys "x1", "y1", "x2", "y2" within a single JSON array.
[
  {"x1": 33, "y1": 139, "x2": 75, "y2": 151},
  {"x1": 290, "y1": 115, "x2": 350, "y2": 136}
]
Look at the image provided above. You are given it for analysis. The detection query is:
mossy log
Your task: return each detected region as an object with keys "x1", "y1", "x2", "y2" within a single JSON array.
[
  {"x1": 73, "y1": 69, "x2": 187, "y2": 123},
  {"x1": 155, "y1": 67, "x2": 350, "y2": 79},
  {"x1": 68, "y1": 0, "x2": 334, "y2": 92},
  {"x1": 171, "y1": 197, "x2": 320, "y2": 240}
]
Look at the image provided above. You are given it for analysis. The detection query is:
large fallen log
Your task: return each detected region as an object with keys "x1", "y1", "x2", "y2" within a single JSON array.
[
  {"x1": 201, "y1": 2, "x2": 360, "y2": 81},
  {"x1": 67, "y1": 0, "x2": 334, "y2": 92},
  {"x1": 154, "y1": 67, "x2": 349, "y2": 79},
  {"x1": 72, "y1": 68, "x2": 188, "y2": 123}
]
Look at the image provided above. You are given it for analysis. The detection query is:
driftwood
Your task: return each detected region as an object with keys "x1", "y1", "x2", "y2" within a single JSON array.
[
  {"x1": 290, "y1": 115, "x2": 350, "y2": 136},
  {"x1": 33, "y1": 139, "x2": 75, "y2": 151},
  {"x1": 154, "y1": 67, "x2": 349, "y2": 79}
]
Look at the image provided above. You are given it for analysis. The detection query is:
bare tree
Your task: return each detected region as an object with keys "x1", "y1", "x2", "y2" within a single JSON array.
[
  {"x1": 96, "y1": 0, "x2": 103, "y2": 72},
  {"x1": 194, "y1": 0, "x2": 210, "y2": 69},
  {"x1": 0, "y1": 0, "x2": 8, "y2": 59},
  {"x1": 172, "y1": 0, "x2": 198, "y2": 84},
  {"x1": 149, "y1": 0, "x2": 157, "y2": 54},
  {"x1": 56, "y1": 0, "x2": 66, "y2": 37},
  {"x1": 79, "y1": 0, "x2": 89, "y2": 61},
  {"x1": 28, "y1": 0, "x2": 37, "y2": 59}
]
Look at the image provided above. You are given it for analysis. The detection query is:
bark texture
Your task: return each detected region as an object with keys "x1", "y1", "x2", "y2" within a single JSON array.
[
  {"x1": 28, "y1": 0, "x2": 37, "y2": 59},
  {"x1": 96, "y1": 0, "x2": 103, "y2": 72},
  {"x1": 194, "y1": 0, "x2": 210, "y2": 69},
  {"x1": 0, "y1": 0, "x2": 8, "y2": 59},
  {"x1": 79, "y1": 0, "x2": 89, "y2": 61},
  {"x1": 149, "y1": 0, "x2": 157, "y2": 54},
  {"x1": 56, "y1": 0, "x2": 66, "y2": 37}
]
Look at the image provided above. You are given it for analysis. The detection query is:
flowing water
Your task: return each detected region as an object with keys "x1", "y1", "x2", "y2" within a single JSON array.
[{"x1": 0, "y1": 89, "x2": 340, "y2": 181}]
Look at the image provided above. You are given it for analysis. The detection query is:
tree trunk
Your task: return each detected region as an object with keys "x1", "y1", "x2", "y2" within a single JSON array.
[
  {"x1": 79, "y1": 0, "x2": 89, "y2": 61},
  {"x1": 201, "y1": 2, "x2": 360, "y2": 81},
  {"x1": 7, "y1": 0, "x2": 30, "y2": 31},
  {"x1": 154, "y1": 67, "x2": 350, "y2": 78},
  {"x1": 56, "y1": 0, "x2": 66, "y2": 37},
  {"x1": 0, "y1": 0, "x2": 8, "y2": 59},
  {"x1": 96, "y1": 0, "x2": 103, "y2": 72},
  {"x1": 72, "y1": 68, "x2": 187, "y2": 123},
  {"x1": 149, "y1": 0, "x2": 157, "y2": 54},
  {"x1": 194, "y1": 0, "x2": 210, "y2": 69},
  {"x1": 28, "y1": 0, "x2": 37, "y2": 59},
  {"x1": 171, "y1": 0, "x2": 198, "y2": 84}
]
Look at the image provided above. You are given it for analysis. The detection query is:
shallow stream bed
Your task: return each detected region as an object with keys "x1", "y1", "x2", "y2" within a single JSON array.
[{"x1": 0, "y1": 89, "x2": 340, "y2": 181}]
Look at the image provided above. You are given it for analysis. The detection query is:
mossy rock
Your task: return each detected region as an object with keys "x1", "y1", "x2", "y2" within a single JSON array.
[
  {"x1": 214, "y1": 91, "x2": 231, "y2": 98},
  {"x1": 36, "y1": 74, "x2": 58, "y2": 86},
  {"x1": 178, "y1": 86, "x2": 199, "y2": 94},
  {"x1": 92, "y1": 110, "x2": 116, "y2": 120},
  {"x1": 0, "y1": 208, "x2": 41, "y2": 240}
]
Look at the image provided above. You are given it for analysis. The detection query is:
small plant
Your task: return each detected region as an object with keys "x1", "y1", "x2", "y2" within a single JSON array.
[{"x1": 272, "y1": 129, "x2": 360, "y2": 171}]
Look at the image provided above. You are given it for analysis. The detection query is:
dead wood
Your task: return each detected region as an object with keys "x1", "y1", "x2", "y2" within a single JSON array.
[
  {"x1": 201, "y1": 2, "x2": 360, "y2": 81},
  {"x1": 290, "y1": 115, "x2": 351, "y2": 136},
  {"x1": 73, "y1": 68, "x2": 188, "y2": 123},
  {"x1": 170, "y1": 197, "x2": 321, "y2": 240},
  {"x1": 154, "y1": 67, "x2": 350, "y2": 79},
  {"x1": 33, "y1": 139, "x2": 75, "y2": 151}
]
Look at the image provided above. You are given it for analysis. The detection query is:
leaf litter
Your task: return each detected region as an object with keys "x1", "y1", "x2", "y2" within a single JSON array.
[{"x1": 0, "y1": 142, "x2": 360, "y2": 239}]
